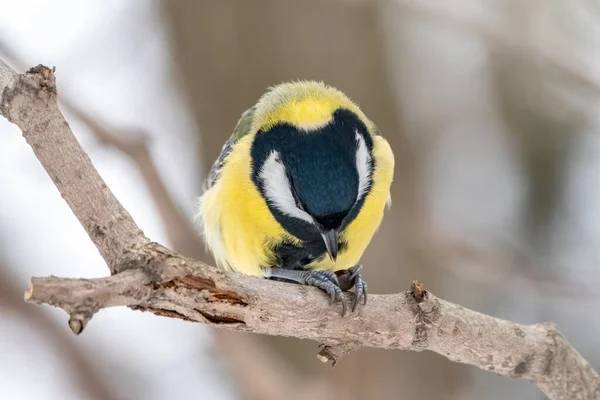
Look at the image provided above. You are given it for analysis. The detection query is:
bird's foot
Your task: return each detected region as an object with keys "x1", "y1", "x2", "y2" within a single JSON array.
[
  {"x1": 337, "y1": 264, "x2": 368, "y2": 312},
  {"x1": 266, "y1": 268, "x2": 347, "y2": 316}
]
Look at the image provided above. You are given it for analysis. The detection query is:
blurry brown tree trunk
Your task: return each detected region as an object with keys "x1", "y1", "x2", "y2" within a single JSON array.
[{"x1": 160, "y1": 1, "x2": 466, "y2": 398}]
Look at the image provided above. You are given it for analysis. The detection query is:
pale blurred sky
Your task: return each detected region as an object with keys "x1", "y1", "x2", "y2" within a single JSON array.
[{"x1": 0, "y1": 1, "x2": 234, "y2": 399}]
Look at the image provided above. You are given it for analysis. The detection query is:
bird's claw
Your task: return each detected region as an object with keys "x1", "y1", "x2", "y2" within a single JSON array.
[
  {"x1": 348, "y1": 265, "x2": 368, "y2": 312},
  {"x1": 267, "y1": 266, "x2": 367, "y2": 317},
  {"x1": 301, "y1": 270, "x2": 347, "y2": 316}
]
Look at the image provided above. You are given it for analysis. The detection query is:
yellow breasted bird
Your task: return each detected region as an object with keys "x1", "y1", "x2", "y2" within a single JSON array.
[{"x1": 197, "y1": 81, "x2": 394, "y2": 316}]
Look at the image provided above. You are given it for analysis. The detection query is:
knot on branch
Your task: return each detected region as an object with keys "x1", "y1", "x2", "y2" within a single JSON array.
[
  {"x1": 316, "y1": 342, "x2": 360, "y2": 366},
  {"x1": 26, "y1": 65, "x2": 57, "y2": 95},
  {"x1": 68, "y1": 309, "x2": 93, "y2": 335},
  {"x1": 411, "y1": 280, "x2": 426, "y2": 302},
  {"x1": 407, "y1": 280, "x2": 440, "y2": 350},
  {"x1": 1, "y1": 63, "x2": 58, "y2": 129},
  {"x1": 317, "y1": 345, "x2": 338, "y2": 366}
]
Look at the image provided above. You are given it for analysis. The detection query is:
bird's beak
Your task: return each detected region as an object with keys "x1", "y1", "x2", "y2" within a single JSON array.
[{"x1": 320, "y1": 229, "x2": 339, "y2": 262}]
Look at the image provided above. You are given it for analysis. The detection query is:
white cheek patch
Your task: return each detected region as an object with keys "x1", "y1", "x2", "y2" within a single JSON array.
[
  {"x1": 259, "y1": 151, "x2": 315, "y2": 225},
  {"x1": 355, "y1": 131, "x2": 372, "y2": 200}
]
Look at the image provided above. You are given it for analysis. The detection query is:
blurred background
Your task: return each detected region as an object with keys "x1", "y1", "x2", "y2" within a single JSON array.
[{"x1": 1, "y1": 0, "x2": 599, "y2": 399}]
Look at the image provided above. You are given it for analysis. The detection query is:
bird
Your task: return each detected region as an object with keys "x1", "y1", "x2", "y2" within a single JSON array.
[{"x1": 197, "y1": 81, "x2": 394, "y2": 316}]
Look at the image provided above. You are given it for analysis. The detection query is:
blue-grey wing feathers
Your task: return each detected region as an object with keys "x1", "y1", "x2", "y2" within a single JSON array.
[
  {"x1": 204, "y1": 140, "x2": 234, "y2": 192},
  {"x1": 203, "y1": 106, "x2": 256, "y2": 192}
]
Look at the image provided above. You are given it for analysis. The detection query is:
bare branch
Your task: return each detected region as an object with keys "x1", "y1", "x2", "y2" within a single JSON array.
[
  {"x1": 1, "y1": 59, "x2": 599, "y2": 400},
  {"x1": 24, "y1": 265, "x2": 600, "y2": 400}
]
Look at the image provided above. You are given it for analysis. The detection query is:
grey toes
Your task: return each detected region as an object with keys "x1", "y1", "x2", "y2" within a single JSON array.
[
  {"x1": 266, "y1": 267, "x2": 358, "y2": 317},
  {"x1": 302, "y1": 270, "x2": 347, "y2": 316},
  {"x1": 347, "y1": 264, "x2": 368, "y2": 312}
]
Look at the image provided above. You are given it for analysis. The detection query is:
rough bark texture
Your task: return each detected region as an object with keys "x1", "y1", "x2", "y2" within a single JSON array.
[{"x1": 2, "y1": 60, "x2": 599, "y2": 400}]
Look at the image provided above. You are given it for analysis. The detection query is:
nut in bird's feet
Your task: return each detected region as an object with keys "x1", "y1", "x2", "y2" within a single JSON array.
[{"x1": 336, "y1": 264, "x2": 368, "y2": 312}]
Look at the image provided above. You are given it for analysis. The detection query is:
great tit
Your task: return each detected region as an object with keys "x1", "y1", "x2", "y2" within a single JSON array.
[{"x1": 197, "y1": 81, "x2": 394, "y2": 316}]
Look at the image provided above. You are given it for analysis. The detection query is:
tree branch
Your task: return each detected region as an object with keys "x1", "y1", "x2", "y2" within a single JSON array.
[{"x1": 2, "y1": 59, "x2": 599, "y2": 400}]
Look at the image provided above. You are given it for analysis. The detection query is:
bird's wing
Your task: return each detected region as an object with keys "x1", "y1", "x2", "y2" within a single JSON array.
[
  {"x1": 204, "y1": 106, "x2": 256, "y2": 191},
  {"x1": 231, "y1": 106, "x2": 256, "y2": 141}
]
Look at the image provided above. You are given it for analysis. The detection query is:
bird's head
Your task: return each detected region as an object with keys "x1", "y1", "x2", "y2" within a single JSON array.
[{"x1": 250, "y1": 81, "x2": 375, "y2": 261}]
